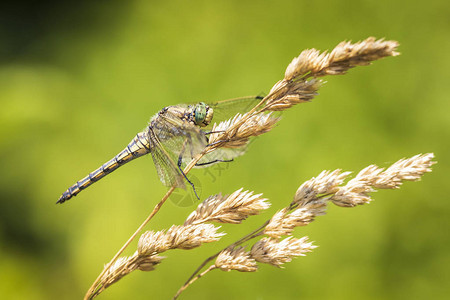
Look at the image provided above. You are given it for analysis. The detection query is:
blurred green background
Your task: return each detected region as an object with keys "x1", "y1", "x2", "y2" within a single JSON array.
[{"x1": 1, "y1": 0, "x2": 449, "y2": 299}]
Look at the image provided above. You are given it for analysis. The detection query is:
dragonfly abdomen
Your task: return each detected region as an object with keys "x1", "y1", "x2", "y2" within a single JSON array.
[{"x1": 57, "y1": 131, "x2": 151, "y2": 204}]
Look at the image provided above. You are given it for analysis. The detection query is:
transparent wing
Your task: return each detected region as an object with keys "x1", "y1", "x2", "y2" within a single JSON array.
[
  {"x1": 148, "y1": 131, "x2": 186, "y2": 188},
  {"x1": 152, "y1": 109, "x2": 208, "y2": 169},
  {"x1": 207, "y1": 95, "x2": 264, "y2": 127},
  {"x1": 192, "y1": 95, "x2": 264, "y2": 164}
]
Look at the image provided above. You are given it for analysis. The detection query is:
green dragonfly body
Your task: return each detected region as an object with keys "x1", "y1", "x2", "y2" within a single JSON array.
[{"x1": 57, "y1": 96, "x2": 262, "y2": 204}]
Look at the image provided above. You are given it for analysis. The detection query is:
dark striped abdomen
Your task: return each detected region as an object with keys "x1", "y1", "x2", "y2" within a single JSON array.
[{"x1": 57, "y1": 131, "x2": 151, "y2": 204}]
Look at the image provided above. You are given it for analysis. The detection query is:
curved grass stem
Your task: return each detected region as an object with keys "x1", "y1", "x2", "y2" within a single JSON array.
[
  {"x1": 172, "y1": 265, "x2": 217, "y2": 300},
  {"x1": 174, "y1": 220, "x2": 269, "y2": 299},
  {"x1": 84, "y1": 151, "x2": 207, "y2": 299}
]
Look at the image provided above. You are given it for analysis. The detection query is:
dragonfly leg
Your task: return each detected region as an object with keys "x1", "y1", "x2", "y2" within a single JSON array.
[
  {"x1": 177, "y1": 155, "x2": 200, "y2": 200},
  {"x1": 196, "y1": 158, "x2": 233, "y2": 166},
  {"x1": 204, "y1": 130, "x2": 226, "y2": 135},
  {"x1": 177, "y1": 138, "x2": 200, "y2": 200},
  {"x1": 206, "y1": 139, "x2": 230, "y2": 148}
]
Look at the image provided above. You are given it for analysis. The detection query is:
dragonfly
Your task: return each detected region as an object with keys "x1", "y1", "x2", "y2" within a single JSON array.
[{"x1": 57, "y1": 95, "x2": 263, "y2": 204}]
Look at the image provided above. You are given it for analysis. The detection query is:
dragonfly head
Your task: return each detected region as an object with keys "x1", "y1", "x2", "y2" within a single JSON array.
[{"x1": 193, "y1": 102, "x2": 213, "y2": 127}]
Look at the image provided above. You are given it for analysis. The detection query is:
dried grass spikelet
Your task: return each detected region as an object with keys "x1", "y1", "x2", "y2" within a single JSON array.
[
  {"x1": 168, "y1": 224, "x2": 225, "y2": 250},
  {"x1": 250, "y1": 237, "x2": 317, "y2": 267},
  {"x1": 136, "y1": 254, "x2": 165, "y2": 272},
  {"x1": 99, "y1": 255, "x2": 138, "y2": 289},
  {"x1": 318, "y1": 37, "x2": 400, "y2": 76},
  {"x1": 263, "y1": 37, "x2": 399, "y2": 113},
  {"x1": 284, "y1": 37, "x2": 400, "y2": 80},
  {"x1": 185, "y1": 188, "x2": 270, "y2": 225},
  {"x1": 284, "y1": 49, "x2": 330, "y2": 81},
  {"x1": 138, "y1": 230, "x2": 171, "y2": 256},
  {"x1": 372, "y1": 153, "x2": 435, "y2": 189},
  {"x1": 215, "y1": 247, "x2": 258, "y2": 272},
  {"x1": 208, "y1": 112, "x2": 279, "y2": 149},
  {"x1": 264, "y1": 79, "x2": 322, "y2": 111},
  {"x1": 293, "y1": 170, "x2": 350, "y2": 207},
  {"x1": 265, "y1": 154, "x2": 435, "y2": 235},
  {"x1": 263, "y1": 171, "x2": 348, "y2": 238},
  {"x1": 332, "y1": 153, "x2": 436, "y2": 207},
  {"x1": 97, "y1": 252, "x2": 164, "y2": 293},
  {"x1": 264, "y1": 198, "x2": 327, "y2": 238},
  {"x1": 138, "y1": 224, "x2": 224, "y2": 256}
]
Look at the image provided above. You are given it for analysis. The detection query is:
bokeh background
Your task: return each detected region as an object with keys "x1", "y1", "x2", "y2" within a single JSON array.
[{"x1": 1, "y1": 0, "x2": 449, "y2": 299}]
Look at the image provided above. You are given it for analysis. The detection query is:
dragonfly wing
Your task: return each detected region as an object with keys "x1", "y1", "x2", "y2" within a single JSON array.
[
  {"x1": 196, "y1": 147, "x2": 248, "y2": 168},
  {"x1": 208, "y1": 95, "x2": 264, "y2": 126},
  {"x1": 149, "y1": 129, "x2": 186, "y2": 188},
  {"x1": 152, "y1": 111, "x2": 208, "y2": 168}
]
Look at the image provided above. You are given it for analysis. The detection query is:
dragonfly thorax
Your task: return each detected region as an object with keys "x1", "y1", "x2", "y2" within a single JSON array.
[{"x1": 189, "y1": 102, "x2": 213, "y2": 127}]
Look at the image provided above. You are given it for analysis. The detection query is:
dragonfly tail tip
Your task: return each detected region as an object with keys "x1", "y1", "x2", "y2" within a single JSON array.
[{"x1": 56, "y1": 192, "x2": 71, "y2": 204}]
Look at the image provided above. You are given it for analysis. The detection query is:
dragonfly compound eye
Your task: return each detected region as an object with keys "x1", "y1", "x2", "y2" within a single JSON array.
[{"x1": 194, "y1": 102, "x2": 213, "y2": 127}]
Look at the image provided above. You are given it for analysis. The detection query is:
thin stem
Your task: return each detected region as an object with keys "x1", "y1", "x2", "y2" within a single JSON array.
[
  {"x1": 288, "y1": 193, "x2": 334, "y2": 211},
  {"x1": 84, "y1": 152, "x2": 206, "y2": 299},
  {"x1": 84, "y1": 186, "x2": 175, "y2": 299},
  {"x1": 173, "y1": 265, "x2": 217, "y2": 300},
  {"x1": 179, "y1": 220, "x2": 269, "y2": 291}
]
